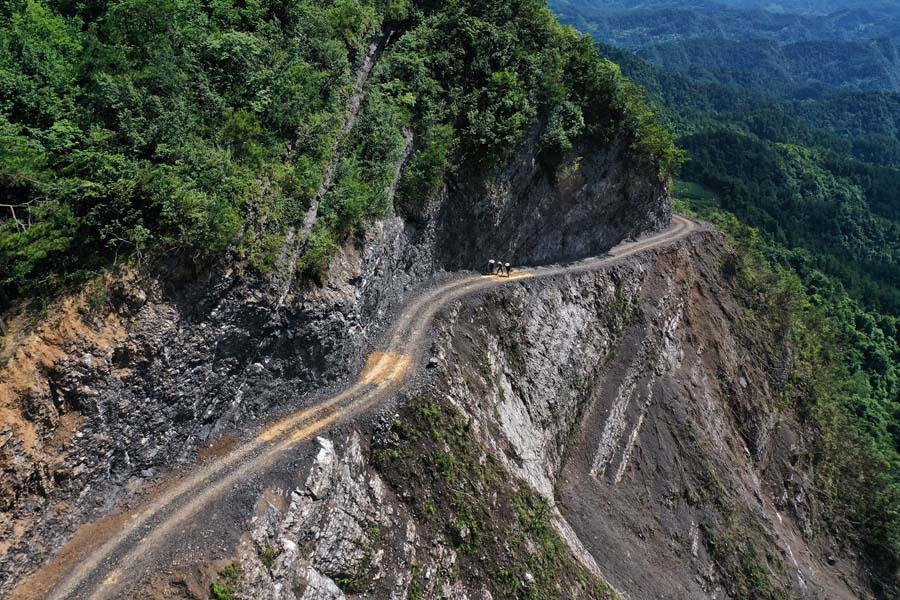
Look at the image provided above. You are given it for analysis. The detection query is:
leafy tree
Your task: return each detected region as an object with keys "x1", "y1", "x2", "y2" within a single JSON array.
[{"x1": 540, "y1": 100, "x2": 584, "y2": 153}]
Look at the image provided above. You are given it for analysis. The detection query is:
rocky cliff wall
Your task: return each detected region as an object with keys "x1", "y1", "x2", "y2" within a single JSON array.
[
  {"x1": 436, "y1": 139, "x2": 671, "y2": 270},
  {"x1": 147, "y1": 229, "x2": 872, "y2": 600}
]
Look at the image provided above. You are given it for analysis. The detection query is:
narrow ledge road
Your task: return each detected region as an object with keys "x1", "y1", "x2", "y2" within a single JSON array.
[{"x1": 9, "y1": 215, "x2": 699, "y2": 600}]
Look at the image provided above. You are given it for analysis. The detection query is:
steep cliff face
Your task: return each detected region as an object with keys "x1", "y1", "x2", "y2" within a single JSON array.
[
  {"x1": 124, "y1": 228, "x2": 872, "y2": 600},
  {"x1": 422, "y1": 231, "x2": 865, "y2": 599},
  {"x1": 0, "y1": 133, "x2": 667, "y2": 593},
  {"x1": 435, "y1": 140, "x2": 672, "y2": 270}
]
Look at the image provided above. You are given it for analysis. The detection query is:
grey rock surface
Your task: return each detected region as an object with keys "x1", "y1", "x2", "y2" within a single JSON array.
[
  {"x1": 238, "y1": 434, "x2": 483, "y2": 600},
  {"x1": 437, "y1": 138, "x2": 671, "y2": 270},
  {"x1": 221, "y1": 233, "x2": 866, "y2": 600}
]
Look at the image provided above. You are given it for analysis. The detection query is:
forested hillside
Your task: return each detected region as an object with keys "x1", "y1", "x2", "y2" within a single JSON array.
[
  {"x1": 553, "y1": 0, "x2": 900, "y2": 594},
  {"x1": 640, "y1": 38, "x2": 900, "y2": 95},
  {"x1": 550, "y1": 1, "x2": 900, "y2": 45},
  {"x1": 0, "y1": 0, "x2": 679, "y2": 305},
  {"x1": 595, "y1": 44, "x2": 900, "y2": 315},
  {"x1": 674, "y1": 187, "x2": 900, "y2": 595}
]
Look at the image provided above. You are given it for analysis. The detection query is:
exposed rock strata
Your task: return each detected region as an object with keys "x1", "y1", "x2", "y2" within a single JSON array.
[{"x1": 169, "y1": 231, "x2": 866, "y2": 600}]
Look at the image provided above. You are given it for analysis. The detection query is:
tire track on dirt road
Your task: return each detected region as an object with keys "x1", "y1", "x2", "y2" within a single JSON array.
[{"x1": 9, "y1": 215, "x2": 697, "y2": 600}]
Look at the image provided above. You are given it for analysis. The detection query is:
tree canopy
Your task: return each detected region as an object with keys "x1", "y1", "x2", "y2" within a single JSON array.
[{"x1": 0, "y1": 0, "x2": 680, "y2": 298}]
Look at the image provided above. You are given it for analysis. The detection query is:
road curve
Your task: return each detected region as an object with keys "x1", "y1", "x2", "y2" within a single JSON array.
[{"x1": 10, "y1": 214, "x2": 698, "y2": 600}]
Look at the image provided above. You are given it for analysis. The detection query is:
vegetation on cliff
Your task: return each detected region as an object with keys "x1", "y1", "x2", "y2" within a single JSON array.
[
  {"x1": 373, "y1": 395, "x2": 616, "y2": 599},
  {"x1": 677, "y1": 187, "x2": 900, "y2": 591},
  {"x1": 0, "y1": 0, "x2": 680, "y2": 301}
]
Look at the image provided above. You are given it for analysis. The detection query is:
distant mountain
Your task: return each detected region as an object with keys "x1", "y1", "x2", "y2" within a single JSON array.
[
  {"x1": 721, "y1": 0, "x2": 897, "y2": 14},
  {"x1": 550, "y1": 3, "x2": 900, "y2": 47},
  {"x1": 548, "y1": 0, "x2": 900, "y2": 96},
  {"x1": 639, "y1": 37, "x2": 900, "y2": 96},
  {"x1": 551, "y1": 0, "x2": 900, "y2": 16}
]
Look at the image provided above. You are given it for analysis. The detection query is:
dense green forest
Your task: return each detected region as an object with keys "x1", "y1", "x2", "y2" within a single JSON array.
[
  {"x1": 592, "y1": 43, "x2": 900, "y2": 316},
  {"x1": 552, "y1": 0, "x2": 900, "y2": 590},
  {"x1": 638, "y1": 37, "x2": 900, "y2": 96},
  {"x1": 0, "y1": 0, "x2": 679, "y2": 298},
  {"x1": 549, "y1": 1, "x2": 900, "y2": 51}
]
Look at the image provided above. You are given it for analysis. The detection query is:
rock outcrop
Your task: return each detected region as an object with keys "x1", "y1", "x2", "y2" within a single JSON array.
[
  {"x1": 436, "y1": 140, "x2": 671, "y2": 270},
  {"x1": 237, "y1": 433, "x2": 483, "y2": 600}
]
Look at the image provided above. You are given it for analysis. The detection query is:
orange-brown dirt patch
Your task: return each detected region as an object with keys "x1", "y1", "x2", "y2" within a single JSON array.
[
  {"x1": 359, "y1": 352, "x2": 412, "y2": 387},
  {"x1": 1, "y1": 280, "x2": 127, "y2": 457},
  {"x1": 7, "y1": 506, "x2": 135, "y2": 600},
  {"x1": 198, "y1": 435, "x2": 240, "y2": 462}
]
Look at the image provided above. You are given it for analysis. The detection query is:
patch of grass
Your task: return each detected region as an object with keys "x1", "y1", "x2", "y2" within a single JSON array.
[
  {"x1": 210, "y1": 563, "x2": 242, "y2": 600},
  {"x1": 701, "y1": 512, "x2": 790, "y2": 600},
  {"x1": 85, "y1": 276, "x2": 108, "y2": 311},
  {"x1": 334, "y1": 571, "x2": 370, "y2": 594},
  {"x1": 478, "y1": 352, "x2": 493, "y2": 383},
  {"x1": 259, "y1": 545, "x2": 279, "y2": 570},
  {"x1": 424, "y1": 497, "x2": 436, "y2": 516},
  {"x1": 333, "y1": 542, "x2": 377, "y2": 594},
  {"x1": 373, "y1": 394, "x2": 618, "y2": 599},
  {"x1": 407, "y1": 563, "x2": 424, "y2": 600},
  {"x1": 244, "y1": 231, "x2": 286, "y2": 274},
  {"x1": 501, "y1": 332, "x2": 527, "y2": 373},
  {"x1": 607, "y1": 290, "x2": 636, "y2": 328}
]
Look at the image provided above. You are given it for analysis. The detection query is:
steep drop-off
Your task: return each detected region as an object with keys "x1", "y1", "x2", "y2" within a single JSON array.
[{"x1": 425, "y1": 231, "x2": 868, "y2": 600}]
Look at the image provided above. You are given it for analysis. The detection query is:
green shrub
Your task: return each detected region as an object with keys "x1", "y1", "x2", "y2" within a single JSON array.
[{"x1": 209, "y1": 563, "x2": 241, "y2": 600}]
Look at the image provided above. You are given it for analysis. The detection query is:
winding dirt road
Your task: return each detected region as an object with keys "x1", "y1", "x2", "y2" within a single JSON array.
[{"x1": 9, "y1": 215, "x2": 698, "y2": 600}]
